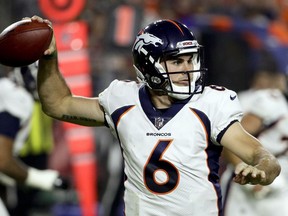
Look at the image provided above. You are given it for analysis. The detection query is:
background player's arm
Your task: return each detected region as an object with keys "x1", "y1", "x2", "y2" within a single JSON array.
[
  {"x1": 0, "y1": 135, "x2": 27, "y2": 183},
  {"x1": 0, "y1": 133, "x2": 67, "y2": 190},
  {"x1": 221, "y1": 121, "x2": 280, "y2": 185},
  {"x1": 241, "y1": 113, "x2": 263, "y2": 135},
  {"x1": 34, "y1": 16, "x2": 105, "y2": 127}
]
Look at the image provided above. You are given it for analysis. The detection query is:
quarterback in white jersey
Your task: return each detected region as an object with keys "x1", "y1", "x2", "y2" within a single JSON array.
[
  {"x1": 222, "y1": 88, "x2": 288, "y2": 216},
  {"x1": 99, "y1": 80, "x2": 242, "y2": 215},
  {"x1": 34, "y1": 16, "x2": 281, "y2": 216}
]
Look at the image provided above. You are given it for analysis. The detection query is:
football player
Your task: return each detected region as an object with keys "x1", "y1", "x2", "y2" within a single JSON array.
[
  {"x1": 221, "y1": 70, "x2": 288, "y2": 216},
  {"x1": 0, "y1": 63, "x2": 67, "y2": 216},
  {"x1": 33, "y1": 15, "x2": 280, "y2": 216}
]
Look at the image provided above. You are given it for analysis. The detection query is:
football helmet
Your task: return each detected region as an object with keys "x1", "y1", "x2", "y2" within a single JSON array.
[{"x1": 132, "y1": 19, "x2": 206, "y2": 100}]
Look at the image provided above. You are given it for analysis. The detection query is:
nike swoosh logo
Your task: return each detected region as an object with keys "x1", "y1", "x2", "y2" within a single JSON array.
[{"x1": 230, "y1": 95, "x2": 237, "y2": 100}]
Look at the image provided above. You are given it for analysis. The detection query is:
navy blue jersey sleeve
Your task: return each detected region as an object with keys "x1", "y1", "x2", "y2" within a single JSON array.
[{"x1": 0, "y1": 112, "x2": 20, "y2": 139}]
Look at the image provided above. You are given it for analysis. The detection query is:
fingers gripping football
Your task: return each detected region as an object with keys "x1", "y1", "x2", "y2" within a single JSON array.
[
  {"x1": 30, "y1": 15, "x2": 57, "y2": 57},
  {"x1": 233, "y1": 162, "x2": 267, "y2": 185}
]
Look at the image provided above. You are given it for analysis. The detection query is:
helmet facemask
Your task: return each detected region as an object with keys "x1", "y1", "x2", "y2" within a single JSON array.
[{"x1": 156, "y1": 49, "x2": 204, "y2": 99}]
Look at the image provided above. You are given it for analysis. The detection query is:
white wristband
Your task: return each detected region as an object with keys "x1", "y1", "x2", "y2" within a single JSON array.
[{"x1": 25, "y1": 168, "x2": 59, "y2": 190}]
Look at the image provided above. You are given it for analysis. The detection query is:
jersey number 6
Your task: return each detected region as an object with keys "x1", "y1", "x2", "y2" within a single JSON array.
[{"x1": 143, "y1": 139, "x2": 180, "y2": 195}]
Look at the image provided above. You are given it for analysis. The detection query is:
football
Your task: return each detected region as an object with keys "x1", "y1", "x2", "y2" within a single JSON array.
[{"x1": 0, "y1": 19, "x2": 53, "y2": 67}]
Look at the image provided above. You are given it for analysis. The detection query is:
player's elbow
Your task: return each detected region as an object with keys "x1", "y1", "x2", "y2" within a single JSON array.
[
  {"x1": 39, "y1": 100, "x2": 62, "y2": 121},
  {"x1": 39, "y1": 93, "x2": 70, "y2": 119}
]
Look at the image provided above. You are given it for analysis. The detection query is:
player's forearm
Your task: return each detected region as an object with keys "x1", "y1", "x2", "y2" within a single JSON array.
[
  {"x1": 222, "y1": 148, "x2": 242, "y2": 167},
  {"x1": 0, "y1": 159, "x2": 64, "y2": 191},
  {"x1": 0, "y1": 136, "x2": 28, "y2": 183},
  {"x1": 38, "y1": 54, "x2": 72, "y2": 119},
  {"x1": 0, "y1": 157, "x2": 28, "y2": 183}
]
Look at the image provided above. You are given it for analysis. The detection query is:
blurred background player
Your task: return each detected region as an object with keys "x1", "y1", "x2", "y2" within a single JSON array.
[
  {"x1": 0, "y1": 62, "x2": 68, "y2": 216},
  {"x1": 221, "y1": 70, "x2": 288, "y2": 216},
  {"x1": 8, "y1": 63, "x2": 67, "y2": 216}
]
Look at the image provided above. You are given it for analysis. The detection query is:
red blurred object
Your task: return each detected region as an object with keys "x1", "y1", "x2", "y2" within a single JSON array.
[
  {"x1": 38, "y1": 0, "x2": 86, "y2": 23},
  {"x1": 52, "y1": 21, "x2": 97, "y2": 216},
  {"x1": 53, "y1": 21, "x2": 88, "y2": 51}
]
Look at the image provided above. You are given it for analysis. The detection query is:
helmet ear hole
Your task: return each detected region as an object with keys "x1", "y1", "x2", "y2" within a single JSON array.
[{"x1": 150, "y1": 76, "x2": 162, "y2": 85}]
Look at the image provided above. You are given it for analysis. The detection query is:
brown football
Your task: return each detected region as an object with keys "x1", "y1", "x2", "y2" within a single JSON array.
[{"x1": 0, "y1": 19, "x2": 53, "y2": 67}]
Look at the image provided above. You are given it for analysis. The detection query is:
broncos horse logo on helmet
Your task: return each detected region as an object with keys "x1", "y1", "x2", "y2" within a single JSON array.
[
  {"x1": 132, "y1": 19, "x2": 207, "y2": 100},
  {"x1": 134, "y1": 33, "x2": 163, "y2": 54}
]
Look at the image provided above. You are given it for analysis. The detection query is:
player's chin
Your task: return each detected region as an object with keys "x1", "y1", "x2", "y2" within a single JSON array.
[{"x1": 173, "y1": 81, "x2": 189, "y2": 86}]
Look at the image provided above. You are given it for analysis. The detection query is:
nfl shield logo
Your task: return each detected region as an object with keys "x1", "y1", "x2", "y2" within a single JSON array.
[{"x1": 154, "y1": 117, "x2": 164, "y2": 129}]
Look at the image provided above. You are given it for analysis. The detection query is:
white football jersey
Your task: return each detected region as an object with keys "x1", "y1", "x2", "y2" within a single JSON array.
[
  {"x1": 222, "y1": 89, "x2": 288, "y2": 216},
  {"x1": 0, "y1": 78, "x2": 33, "y2": 153},
  {"x1": 238, "y1": 88, "x2": 288, "y2": 180},
  {"x1": 99, "y1": 80, "x2": 242, "y2": 216}
]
